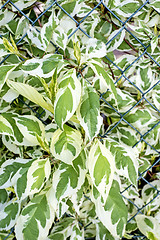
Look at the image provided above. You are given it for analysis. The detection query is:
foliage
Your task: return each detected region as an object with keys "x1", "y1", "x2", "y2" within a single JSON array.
[{"x1": 0, "y1": 0, "x2": 160, "y2": 239}]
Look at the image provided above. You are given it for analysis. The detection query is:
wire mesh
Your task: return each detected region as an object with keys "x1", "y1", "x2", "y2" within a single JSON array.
[{"x1": 0, "y1": 0, "x2": 160, "y2": 239}]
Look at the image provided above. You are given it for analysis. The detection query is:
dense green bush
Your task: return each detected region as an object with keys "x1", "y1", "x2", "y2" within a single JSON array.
[{"x1": 0, "y1": 0, "x2": 160, "y2": 239}]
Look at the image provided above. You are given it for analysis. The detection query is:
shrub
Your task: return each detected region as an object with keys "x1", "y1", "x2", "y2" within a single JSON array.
[{"x1": 0, "y1": 0, "x2": 160, "y2": 239}]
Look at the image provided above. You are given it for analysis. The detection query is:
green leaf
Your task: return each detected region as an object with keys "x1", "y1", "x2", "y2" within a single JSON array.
[
  {"x1": 87, "y1": 139, "x2": 115, "y2": 201},
  {"x1": 7, "y1": 80, "x2": 54, "y2": 114},
  {"x1": 50, "y1": 125, "x2": 83, "y2": 164},
  {"x1": 136, "y1": 215, "x2": 160, "y2": 240},
  {"x1": 15, "y1": 187, "x2": 55, "y2": 240},
  {"x1": 77, "y1": 84, "x2": 103, "y2": 140},
  {"x1": 54, "y1": 69, "x2": 81, "y2": 129},
  {"x1": 0, "y1": 189, "x2": 8, "y2": 204},
  {"x1": 50, "y1": 68, "x2": 57, "y2": 104}
]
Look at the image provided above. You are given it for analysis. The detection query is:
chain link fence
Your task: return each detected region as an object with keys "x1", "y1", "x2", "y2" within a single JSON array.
[{"x1": 0, "y1": 0, "x2": 160, "y2": 239}]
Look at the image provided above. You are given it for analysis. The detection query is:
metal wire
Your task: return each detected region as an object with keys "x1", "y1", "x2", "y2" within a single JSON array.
[{"x1": 0, "y1": 0, "x2": 160, "y2": 239}]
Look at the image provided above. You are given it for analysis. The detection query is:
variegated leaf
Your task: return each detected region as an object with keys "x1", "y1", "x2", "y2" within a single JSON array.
[
  {"x1": 87, "y1": 139, "x2": 115, "y2": 202},
  {"x1": 21, "y1": 54, "x2": 64, "y2": 78},
  {"x1": 7, "y1": 80, "x2": 54, "y2": 114},
  {"x1": 81, "y1": 38, "x2": 107, "y2": 64},
  {"x1": 106, "y1": 29, "x2": 125, "y2": 52},
  {"x1": 77, "y1": 84, "x2": 103, "y2": 140},
  {"x1": 124, "y1": 108, "x2": 157, "y2": 135},
  {"x1": 96, "y1": 221, "x2": 116, "y2": 240},
  {"x1": 0, "y1": 113, "x2": 47, "y2": 147},
  {"x1": 93, "y1": 180, "x2": 128, "y2": 239},
  {"x1": 105, "y1": 138, "x2": 138, "y2": 185},
  {"x1": 70, "y1": 222, "x2": 85, "y2": 240},
  {"x1": 88, "y1": 59, "x2": 117, "y2": 99},
  {"x1": 47, "y1": 218, "x2": 75, "y2": 240},
  {"x1": 53, "y1": 25, "x2": 68, "y2": 50},
  {"x1": 54, "y1": 69, "x2": 81, "y2": 129},
  {"x1": 15, "y1": 16, "x2": 29, "y2": 39},
  {"x1": 27, "y1": 26, "x2": 44, "y2": 51},
  {"x1": 142, "y1": 180, "x2": 160, "y2": 213},
  {"x1": 136, "y1": 215, "x2": 160, "y2": 240},
  {"x1": 0, "y1": 157, "x2": 50, "y2": 200},
  {"x1": 0, "y1": 158, "x2": 32, "y2": 189},
  {"x1": 0, "y1": 200, "x2": 20, "y2": 231},
  {"x1": 25, "y1": 158, "x2": 51, "y2": 197},
  {"x1": 52, "y1": 151, "x2": 86, "y2": 202},
  {"x1": 50, "y1": 125, "x2": 83, "y2": 164},
  {"x1": 15, "y1": 187, "x2": 55, "y2": 240},
  {"x1": 41, "y1": 10, "x2": 59, "y2": 49},
  {"x1": 0, "y1": 64, "x2": 17, "y2": 91}
]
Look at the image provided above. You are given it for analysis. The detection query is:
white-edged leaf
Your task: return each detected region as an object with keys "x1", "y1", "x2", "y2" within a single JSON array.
[
  {"x1": 21, "y1": 54, "x2": 64, "y2": 78},
  {"x1": 15, "y1": 187, "x2": 55, "y2": 240},
  {"x1": 0, "y1": 64, "x2": 17, "y2": 91},
  {"x1": 53, "y1": 25, "x2": 68, "y2": 50},
  {"x1": 26, "y1": 158, "x2": 51, "y2": 196},
  {"x1": 0, "y1": 38, "x2": 10, "y2": 57},
  {"x1": 93, "y1": 180, "x2": 128, "y2": 239},
  {"x1": 105, "y1": 138, "x2": 138, "y2": 185},
  {"x1": 7, "y1": 80, "x2": 54, "y2": 114},
  {"x1": 15, "y1": 16, "x2": 29, "y2": 39},
  {"x1": 27, "y1": 26, "x2": 44, "y2": 51},
  {"x1": 106, "y1": 29, "x2": 125, "y2": 52},
  {"x1": 151, "y1": 35, "x2": 158, "y2": 54},
  {"x1": 50, "y1": 125, "x2": 83, "y2": 164},
  {"x1": 54, "y1": 68, "x2": 81, "y2": 129},
  {"x1": 52, "y1": 151, "x2": 86, "y2": 202},
  {"x1": 96, "y1": 221, "x2": 116, "y2": 240},
  {"x1": 81, "y1": 38, "x2": 107, "y2": 64},
  {"x1": 70, "y1": 222, "x2": 85, "y2": 240},
  {"x1": 77, "y1": 84, "x2": 103, "y2": 140},
  {"x1": 1, "y1": 113, "x2": 46, "y2": 146},
  {"x1": 0, "y1": 114, "x2": 13, "y2": 136},
  {"x1": 15, "y1": 114, "x2": 46, "y2": 145},
  {"x1": 136, "y1": 215, "x2": 160, "y2": 240},
  {"x1": 47, "y1": 218, "x2": 75, "y2": 240},
  {"x1": 0, "y1": 158, "x2": 32, "y2": 190},
  {"x1": 0, "y1": 157, "x2": 50, "y2": 200},
  {"x1": 88, "y1": 59, "x2": 117, "y2": 99},
  {"x1": 87, "y1": 139, "x2": 115, "y2": 202},
  {"x1": 0, "y1": 200, "x2": 20, "y2": 231},
  {"x1": 41, "y1": 10, "x2": 59, "y2": 49}
]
